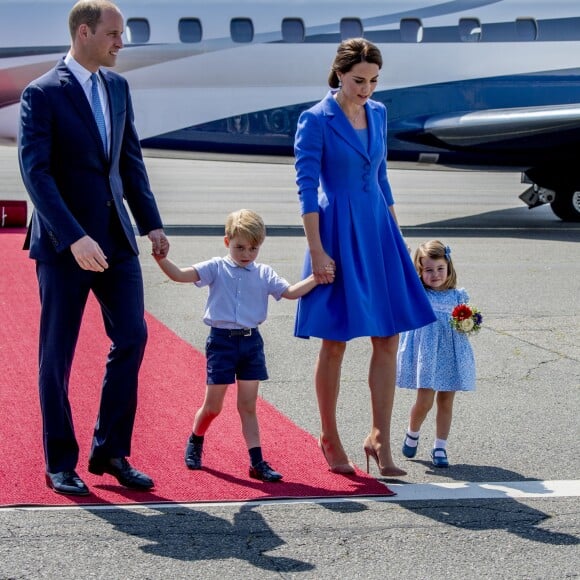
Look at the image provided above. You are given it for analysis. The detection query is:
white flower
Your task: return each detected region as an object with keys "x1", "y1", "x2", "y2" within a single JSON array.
[{"x1": 459, "y1": 318, "x2": 475, "y2": 332}]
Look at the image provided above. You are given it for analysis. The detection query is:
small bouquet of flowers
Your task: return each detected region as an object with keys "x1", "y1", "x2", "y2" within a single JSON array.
[{"x1": 450, "y1": 303, "x2": 483, "y2": 334}]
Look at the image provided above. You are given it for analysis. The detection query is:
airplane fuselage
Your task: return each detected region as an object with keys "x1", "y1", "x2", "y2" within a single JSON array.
[{"x1": 2, "y1": 0, "x2": 580, "y2": 220}]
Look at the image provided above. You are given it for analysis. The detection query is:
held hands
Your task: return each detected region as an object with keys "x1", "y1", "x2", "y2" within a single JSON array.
[
  {"x1": 311, "y1": 250, "x2": 336, "y2": 284},
  {"x1": 70, "y1": 235, "x2": 108, "y2": 272},
  {"x1": 149, "y1": 228, "x2": 170, "y2": 260}
]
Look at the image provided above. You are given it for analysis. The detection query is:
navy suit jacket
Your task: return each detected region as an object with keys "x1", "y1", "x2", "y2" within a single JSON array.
[{"x1": 19, "y1": 59, "x2": 163, "y2": 262}]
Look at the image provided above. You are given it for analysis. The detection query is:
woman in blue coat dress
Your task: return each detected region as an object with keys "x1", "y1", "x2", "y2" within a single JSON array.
[{"x1": 294, "y1": 38, "x2": 436, "y2": 477}]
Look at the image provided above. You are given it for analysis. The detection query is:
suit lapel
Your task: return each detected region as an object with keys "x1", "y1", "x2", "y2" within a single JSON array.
[
  {"x1": 323, "y1": 92, "x2": 369, "y2": 160},
  {"x1": 57, "y1": 61, "x2": 109, "y2": 163}
]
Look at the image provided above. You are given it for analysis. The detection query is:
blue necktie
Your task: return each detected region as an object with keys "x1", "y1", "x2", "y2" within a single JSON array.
[{"x1": 90, "y1": 72, "x2": 108, "y2": 155}]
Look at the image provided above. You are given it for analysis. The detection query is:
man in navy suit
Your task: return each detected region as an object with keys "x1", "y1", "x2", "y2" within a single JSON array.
[{"x1": 19, "y1": 0, "x2": 169, "y2": 496}]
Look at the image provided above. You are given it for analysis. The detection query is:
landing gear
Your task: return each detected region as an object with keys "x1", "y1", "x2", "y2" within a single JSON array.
[
  {"x1": 520, "y1": 173, "x2": 580, "y2": 221},
  {"x1": 550, "y1": 190, "x2": 580, "y2": 222}
]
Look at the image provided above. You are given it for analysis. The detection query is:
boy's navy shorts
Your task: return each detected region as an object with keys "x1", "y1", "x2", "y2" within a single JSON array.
[{"x1": 205, "y1": 327, "x2": 269, "y2": 385}]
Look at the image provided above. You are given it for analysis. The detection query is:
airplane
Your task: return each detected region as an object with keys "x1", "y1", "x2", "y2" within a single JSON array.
[{"x1": 1, "y1": 0, "x2": 580, "y2": 222}]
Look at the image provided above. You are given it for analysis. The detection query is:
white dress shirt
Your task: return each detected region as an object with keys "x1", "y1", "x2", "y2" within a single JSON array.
[{"x1": 64, "y1": 52, "x2": 111, "y2": 155}]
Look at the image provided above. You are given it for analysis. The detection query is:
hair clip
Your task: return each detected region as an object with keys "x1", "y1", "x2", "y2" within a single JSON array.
[{"x1": 444, "y1": 245, "x2": 451, "y2": 260}]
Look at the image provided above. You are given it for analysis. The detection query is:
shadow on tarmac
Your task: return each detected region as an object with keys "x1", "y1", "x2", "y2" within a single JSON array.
[
  {"x1": 388, "y1": 462, "x2": 580, "y2": 546},
  {"x1": 75, "y1": 468, "x2": 390, "y2": 573},
  {"x1": 85, "y1": 500, "x2": 315, "y2": 573},
  {"x1": 161, "y1": 207, "x2": 580, "y2": 241},
  {"x1": 408, "y1": 206, "x2": 580, "y2": 242}
]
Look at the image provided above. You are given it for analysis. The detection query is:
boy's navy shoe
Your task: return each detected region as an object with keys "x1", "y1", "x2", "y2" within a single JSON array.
[
  {"x1": 249, "y1": 460, "x2": 283, "y2": 482},
  {"x1": 185, "y1": 435, "x2": 203, "y2": 470}
]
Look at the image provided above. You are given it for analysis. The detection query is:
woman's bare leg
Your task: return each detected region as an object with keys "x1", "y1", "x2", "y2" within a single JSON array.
[
  {"x1": 364, "y1": 335, "x2": 406, "y2": 476},
  {"x1": 316, "y1": 339, "x2": 350, "y2": 467}
]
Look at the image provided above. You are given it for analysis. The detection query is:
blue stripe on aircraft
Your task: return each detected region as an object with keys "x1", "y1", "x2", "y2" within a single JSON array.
[{"x1": 142, "y1": 69, "x2": 580, "y2": 161}]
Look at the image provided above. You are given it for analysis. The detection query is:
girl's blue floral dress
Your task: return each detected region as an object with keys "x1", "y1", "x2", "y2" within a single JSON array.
[{"x1": 396, "y1": 288, "x2": 476, "y2": 392}]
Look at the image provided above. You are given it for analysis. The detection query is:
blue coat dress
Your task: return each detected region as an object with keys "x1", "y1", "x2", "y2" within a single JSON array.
[{"x1": 294, "y1": 91, "x2": 436, "y2": 341}]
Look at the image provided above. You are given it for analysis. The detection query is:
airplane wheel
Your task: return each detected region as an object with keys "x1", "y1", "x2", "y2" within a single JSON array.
[{"x1": 550, "y1": 190, "x2": 580, "y2": 222}]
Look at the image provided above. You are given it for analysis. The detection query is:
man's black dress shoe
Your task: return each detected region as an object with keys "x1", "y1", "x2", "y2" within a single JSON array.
[
  {"x1": 45, "y1": 471, "x2": 90, "y2": 496},
  {"x1": 88, "y1": 457, "x2": 154, "y2": 490}
]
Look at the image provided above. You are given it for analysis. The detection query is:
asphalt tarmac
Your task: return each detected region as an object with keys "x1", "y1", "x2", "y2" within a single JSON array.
[{"x1": 0, "y1": 145, "x2": 579, "y2": 579}]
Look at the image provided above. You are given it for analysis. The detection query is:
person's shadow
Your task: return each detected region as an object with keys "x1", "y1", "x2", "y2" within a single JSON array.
[
  {"x1": 390, "y1": 462, "x2": 579, "y2": 545},
  {"x1": 83, "y1": 465, "x2": 391, "y2": 571},
  {"x1": 87, "y1": 489, "x2": 314, "y2": 573}
]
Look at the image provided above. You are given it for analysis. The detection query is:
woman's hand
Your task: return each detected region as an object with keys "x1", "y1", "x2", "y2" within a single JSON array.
[{"x1": 311, "y1": 249, "x2": 336, "y2": 284}]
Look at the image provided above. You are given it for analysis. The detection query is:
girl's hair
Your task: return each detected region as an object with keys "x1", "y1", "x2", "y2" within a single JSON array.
[
  {"x1": 328, "y1": 38, "x2": 383, "y2": 88},
  {"x1": 413, "y1": 240, "x2": 457, "y2": 290},
  {"x1": 225, "y1": 209, "x2": 266, "y2": 245}
]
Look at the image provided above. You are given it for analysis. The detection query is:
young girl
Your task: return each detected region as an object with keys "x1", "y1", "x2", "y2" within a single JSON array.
[{"x1": 396, "y1": 240, "x2": 477, "y2": 468}]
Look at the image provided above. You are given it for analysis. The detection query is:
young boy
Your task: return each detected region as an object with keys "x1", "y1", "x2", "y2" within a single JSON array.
[{"x1": 153, "y1": 209, "x2": 331, "y2": 482}]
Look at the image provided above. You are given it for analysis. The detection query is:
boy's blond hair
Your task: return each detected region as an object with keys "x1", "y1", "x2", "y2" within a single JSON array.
[
  {"x1": 225, "y1": 209, "x2": 266, "y2": 245},
  {"x1": 413, "y1": 239, "x2": 457, "y2": 290}
]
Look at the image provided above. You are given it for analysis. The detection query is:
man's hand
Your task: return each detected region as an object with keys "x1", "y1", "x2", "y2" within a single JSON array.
[
  {"x1": 70, "y1": 235, "x2": 108, "y2": 272},
  {"x1": 148, "y1": 228, "x2": 169, "y2": 258}
]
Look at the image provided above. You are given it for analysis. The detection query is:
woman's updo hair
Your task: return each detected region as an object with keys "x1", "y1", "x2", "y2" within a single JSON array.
[{"x1": 328, "y1": 38, "x2": 383, "y2": 88}]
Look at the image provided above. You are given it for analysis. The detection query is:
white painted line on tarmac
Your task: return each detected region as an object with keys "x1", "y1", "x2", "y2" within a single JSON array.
[
  {"x1": 378, "y1": 479, "x2": 580, "y2": 501},
  {"x1": 2, "y1": 479, "x2": 579, "y2": 512}
]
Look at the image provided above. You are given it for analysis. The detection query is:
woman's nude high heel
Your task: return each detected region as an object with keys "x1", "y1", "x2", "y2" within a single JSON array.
[
  {"x1": 319, "y1": 437, "x2": 356, "y2": 475},
  {"x1": 363, "y1": 436, "x2": 407, "y2": 477}
]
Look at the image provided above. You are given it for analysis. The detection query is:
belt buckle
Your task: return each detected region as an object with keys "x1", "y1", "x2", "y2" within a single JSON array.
[{"x1": 242, "y1": 328, "x2": 252, "y2": 337}]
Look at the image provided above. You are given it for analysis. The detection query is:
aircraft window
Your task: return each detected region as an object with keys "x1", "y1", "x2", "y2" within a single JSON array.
[
  {"x1": 125, "y1": 18, "x2": 150, "y2": 44},
  {"x1": 459, "y1": 18, "x2": 481, "y2": 42},
  {"x1": 400, "y1": 18, "x2": 423, "y2": 43},
  {"x1": 179, "y1": 18, "x2": 203, "y2": 43},
  {"x1": 231, "y1": 18, "x2": 254, "y2": 42},
  {"x1": 515, "y1": 18, "x2": 538, "y2": 41},
  {"x1": 340, "y1": 18, "x2": 363, "y2": 40},
  {"x1": 282, "y1": 18, "x2": 305, "y2": 43}
]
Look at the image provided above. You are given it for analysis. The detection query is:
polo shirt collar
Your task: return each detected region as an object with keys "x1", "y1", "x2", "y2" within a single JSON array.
[{"x1": 224, "y1": 255, "x2": 256, "y2": 271}]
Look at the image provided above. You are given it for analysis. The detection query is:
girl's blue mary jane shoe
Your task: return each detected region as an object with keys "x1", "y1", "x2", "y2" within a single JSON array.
[
  {"x1": 402, "y1": 434, "x2": 419, "y2": 458},
  {"x1": 431, "y1": 448, "x2": 449, "y2": 468}
]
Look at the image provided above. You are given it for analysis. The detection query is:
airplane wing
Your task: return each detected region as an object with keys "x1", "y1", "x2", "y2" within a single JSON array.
[{"x1": 398, "y1": 103, "x2": 580, "y2": 150}]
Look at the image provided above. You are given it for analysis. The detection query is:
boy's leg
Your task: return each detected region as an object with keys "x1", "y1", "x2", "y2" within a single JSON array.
[
  {"x1": 236, "y1": 380, "x2": 260, "y2": 449},
  {"x1": 184, "y1": 384, "x2": 227, "y2": 470},
  {"x1": 193, "y1": 384, "x2": 228, "y2": 435},
  {"x1": 196, "y1": 328, "x2": 237, "y2": 436},
  {"x1": 237, "y1": 379, "x2": 283, "y2": 482}
]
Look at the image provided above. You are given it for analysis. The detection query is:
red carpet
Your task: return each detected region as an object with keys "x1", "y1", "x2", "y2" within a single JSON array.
[{"x1": 0, "y1": 230, "x2": 391, "y2": 507}]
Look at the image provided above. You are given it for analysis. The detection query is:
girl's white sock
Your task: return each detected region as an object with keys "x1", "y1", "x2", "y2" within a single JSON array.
[
  {"x1": 434, "y1": 438, "x2": 447, "y2": 450},
  {"x1": 405, "y1": 428, "x2": 420, "y2": 448}
]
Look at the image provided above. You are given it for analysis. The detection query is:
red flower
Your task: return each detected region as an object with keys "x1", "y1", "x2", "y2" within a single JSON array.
[{"x1": 452, "y1": 304, "x2": 473, "y2": 321}]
